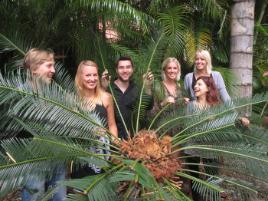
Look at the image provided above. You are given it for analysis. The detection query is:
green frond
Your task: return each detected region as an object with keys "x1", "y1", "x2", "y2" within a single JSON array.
[
  {"x1": 195, "y1": 0, "x2": 228, "y2": 20},
  {"x1": 153, "y1": 93, "x2": 268, "y2": 146},
  {"x1": 68, "y1": 0, "x2": 150, "y2": 33},
  {"x1": 183, "y1": 28, "x2": 212, "y2": 66},
  {"x1": 134, "y1": 32, "x2": 166, "y2": 133},
  {"x1": 63, "y1": 174, "x2": 118, "y2": 201},
  {"x1": 66, "y1": 194, "x2": 88, "y2": 201},
  {"x1": 162, "y1": 179, "x2": 192, "y2": 201},
  {"x1": 177, "y1": 171, "x2": 223, "y2": 201},
  {"x1": 110, "y1": 43, "x2": 139, "y2": 64},
  {"x1": 53, "y1": 63, "x2": 75, "y2": 92},
  {"x1": 213, "y1": 67, "x2": 236, "y2": 96},
  {"x1": 157, "y1": 5, "x2": 189, "y2": 56},
  {"x1": 0, "y1": 139, "x2": 65, "y2": 197},
  {"x1": 131, "y1": 92, "x2": 153, "y2": 133},
  {"x1": 0, "y1": 32, "x2": 28, "y2": 56},
  {"x1": 122, "y1": 159, "x2": 158, "y2": 189},
  {"x1": 0, "y1": 72, "x2": 110, "y2": 136}
]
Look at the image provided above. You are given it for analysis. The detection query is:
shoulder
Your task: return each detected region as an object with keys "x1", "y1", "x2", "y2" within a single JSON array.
[
  {"x1": 184, "y1": 72, "x2": 193, "y2": 80},
  {"x1": 102, "y1": 91, "x2": 112, "y2": 100},
  {"x1": 102, "y1": 91, "x2": 113, "y2": 106},
  {"x1": 211, "y1": 71, "x2": 222, "y2": 77}
]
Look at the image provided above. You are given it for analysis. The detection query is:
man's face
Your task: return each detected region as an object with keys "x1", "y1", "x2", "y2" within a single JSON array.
[
  {"x1": 116, "y1": 60, "x2": 134, "y2": 82},
  {"x1": 32, "y1": 60, "x2": 55, "y2": 83}
]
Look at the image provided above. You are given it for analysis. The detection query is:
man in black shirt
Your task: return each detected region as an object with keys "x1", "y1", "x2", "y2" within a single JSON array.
[{"x1": 102, "y1": 56, "x2": 153, "y2": 140}]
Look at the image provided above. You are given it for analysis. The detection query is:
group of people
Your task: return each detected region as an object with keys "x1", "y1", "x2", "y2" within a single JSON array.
[{"x1": 18, "y1": 47, "x2": 248, "y2": 200}]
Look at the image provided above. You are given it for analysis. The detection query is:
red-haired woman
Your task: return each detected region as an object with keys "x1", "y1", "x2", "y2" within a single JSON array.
[
  {"x1": 187, "y1": 76, "x2": 220, "y2": 112},
  {"x1": 187, "y1": 76, "x2": 249, "y2": 125},
  {"x1": 185, "y1": 76, "x2": 249, "y2": 200}
]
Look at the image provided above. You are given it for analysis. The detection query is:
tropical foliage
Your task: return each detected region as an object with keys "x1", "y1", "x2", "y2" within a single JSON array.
[
  {"x1": 1, "y1": 59, "x2": 268, "y2": 200},
  {"x1": 0, "y1": 32, "x2": 268, "y2": 200},
  {"x1": 1, "y1": 0, "x2": 268, "y2": 200}
]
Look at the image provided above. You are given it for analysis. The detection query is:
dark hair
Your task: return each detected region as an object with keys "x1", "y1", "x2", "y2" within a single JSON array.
[
  {"x1": 115, "y1": 56, "x2": 133, "y2": 68},
  {"x1": 196, "y1": 76, "x2": 220, "y2": 106}
]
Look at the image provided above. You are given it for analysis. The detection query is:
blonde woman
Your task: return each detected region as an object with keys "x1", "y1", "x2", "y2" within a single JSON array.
[
  {"x1": 72, "y1": 60, "x2": 118, "y2": 177},
  {"x1": 154, "y1": 57, "x2": 183, "y2": 110},
  {"x1": 184, "y1": 50, "x2": 231, "y2": 103}
]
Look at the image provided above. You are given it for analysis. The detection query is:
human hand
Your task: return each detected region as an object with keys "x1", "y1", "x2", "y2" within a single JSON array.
[
  {"x1": 184, "y1": 97, "x2": 190, "y2": 104},
  {"x1": 161, "y1": 96, "x2": 175, "y2": 106},
  {"x1": 101, "y1": 69, "x2": 110, "y2": 90},
  {"x1": 143, "y1": 71, "x2": 154, "y2": 95},
  {"x1": 240, "y1": 117, "x2": 250, "y2": 127},
  {"x1": 263, "y1": 71, "x2": 268, "y2": 77}
]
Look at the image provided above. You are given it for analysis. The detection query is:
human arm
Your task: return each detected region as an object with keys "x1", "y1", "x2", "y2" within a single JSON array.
[
  {"x1": 213, "y1": 72, "x2": 231, "y2": 103},
  {"x1": 103, "y1": 92, "x2": 118, "y2": 138},
  {"x1": 184, "y1": 73, "x2": 194, "y2": 100}
]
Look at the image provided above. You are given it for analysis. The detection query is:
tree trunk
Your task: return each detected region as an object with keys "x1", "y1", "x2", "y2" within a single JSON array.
[
  {"x1": 229, "y1": 3, "x2": 264, "y2": 201},
  {"x1": 230, "y1": 0, "x2": 255, "y2": 100}
]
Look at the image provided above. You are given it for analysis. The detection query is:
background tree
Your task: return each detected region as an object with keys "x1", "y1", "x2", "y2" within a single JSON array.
[{"x1": 230, "y1": 0, "x2": 255, "y2": 99}]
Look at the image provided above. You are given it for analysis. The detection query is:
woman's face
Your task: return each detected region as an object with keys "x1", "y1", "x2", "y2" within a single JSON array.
[
  {"x1": 195, "y1": 53, "x2": 207, "y2": 72},
  {"x1": 194, "y1": 79, "x2": 208, "y2": 98},
  {"x1": 164, "y1": 61, "x2": 179, "y2": 81},
  {"x1": 81, "y1": 65, "x2": 99, "y2": 90}
]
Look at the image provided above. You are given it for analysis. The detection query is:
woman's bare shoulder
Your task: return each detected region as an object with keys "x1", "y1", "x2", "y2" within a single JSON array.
[{"x1": 102, "y1": 91, "x2": 113, "y2": 105}]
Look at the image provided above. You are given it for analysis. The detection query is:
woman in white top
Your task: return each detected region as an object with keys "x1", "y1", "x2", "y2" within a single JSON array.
[{"x1": 184, "y1": 49, "x2": 231, "y2": 103}]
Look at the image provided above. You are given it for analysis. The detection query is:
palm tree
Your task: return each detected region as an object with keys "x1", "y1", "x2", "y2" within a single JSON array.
[{"x1": 230, "y1": 0, "x2": 256, "y2": 99}]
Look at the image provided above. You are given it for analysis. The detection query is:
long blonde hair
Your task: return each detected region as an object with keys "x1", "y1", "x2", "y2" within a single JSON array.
[
  {"x1": 194, "y1": 49, "x2": 212, "y2": 75},
  {"x1": 75, "y1": 60, "x2": 104, "y2": 107},
  {"x1": 161, "y1": 57, "x2": 181, "y2": 81}
]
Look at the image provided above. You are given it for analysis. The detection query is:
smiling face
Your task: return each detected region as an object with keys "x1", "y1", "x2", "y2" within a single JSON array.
[
  {"x1": 194, "y1": 79, "x2": 209, "y2": 98},
  {"x1": 116, "y1": 60, "x2": 134, "y2": 82},
  {"x1": 32, "y1": 59, "x2": 55, "y2": 84},
  {"x1": 80, "y1": 65, "x2": 99, "y2": 90},
  {"x1": 164, "y1": 61, "x2": 179, "y2": 81},
  {"x1": 195, "y1": 52, "x2": 208, "y2": 72}
]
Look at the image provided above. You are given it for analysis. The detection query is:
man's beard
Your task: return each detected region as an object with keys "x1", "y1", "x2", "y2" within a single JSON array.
[{"x1": 117, "y1": 75, "x2": 131, "y2": 83}]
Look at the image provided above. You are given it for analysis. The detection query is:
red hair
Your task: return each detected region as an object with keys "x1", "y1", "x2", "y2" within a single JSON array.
[{"x1": 196, "y1": 76, "x2": 220, "y2": 106}]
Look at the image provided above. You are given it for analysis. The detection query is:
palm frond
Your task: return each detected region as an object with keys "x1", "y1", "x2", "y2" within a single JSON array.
[
  {"x1": 157, "y1": 5, "x2": 189, "y2": 56},
  {"x1": 0, "y1": 32, "x2": 29, "y2": 56},
  {"x1": 0, "y1": 71, "x2": 110, "y2": 138},
  {"x1": 63, "y1": 174, "x2": 118, "y2": 201},
  {"x1": 53, "y1": 62, "x2": 75, "y2": 92},
  {"x1": 69, "y1": 0, "x2": 151, "y2": 33},
  {"x1": 177, "y1": 171, "x2": 223, "y2": 201},
  {"x1": 184, "y1": 28, "x2": 212, "y2": 66},
  {"x1": 194, "y1": 0, "x2": 228, "y2": 20},
  {"x1": 134, "y1": 32, "x2": 166, "y2": 133}
]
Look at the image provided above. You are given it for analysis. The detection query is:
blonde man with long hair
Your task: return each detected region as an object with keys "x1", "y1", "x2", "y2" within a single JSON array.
[
  {"x1": 21, "y1": 48, "x2": 66, "y2": 201},
  {"x1": 23, "y1": 48, "x2": 55, "y2": 84}
]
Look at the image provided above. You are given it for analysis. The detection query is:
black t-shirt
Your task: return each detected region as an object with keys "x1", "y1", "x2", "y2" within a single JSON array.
[{"x1": 110, "y1": 81, "x2": 139, "y2": 140}]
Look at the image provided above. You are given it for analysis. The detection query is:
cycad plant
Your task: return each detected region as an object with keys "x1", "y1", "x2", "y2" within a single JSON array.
[{"x1": 1, "y1": 34, "x2": 268, "y2": 201}]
